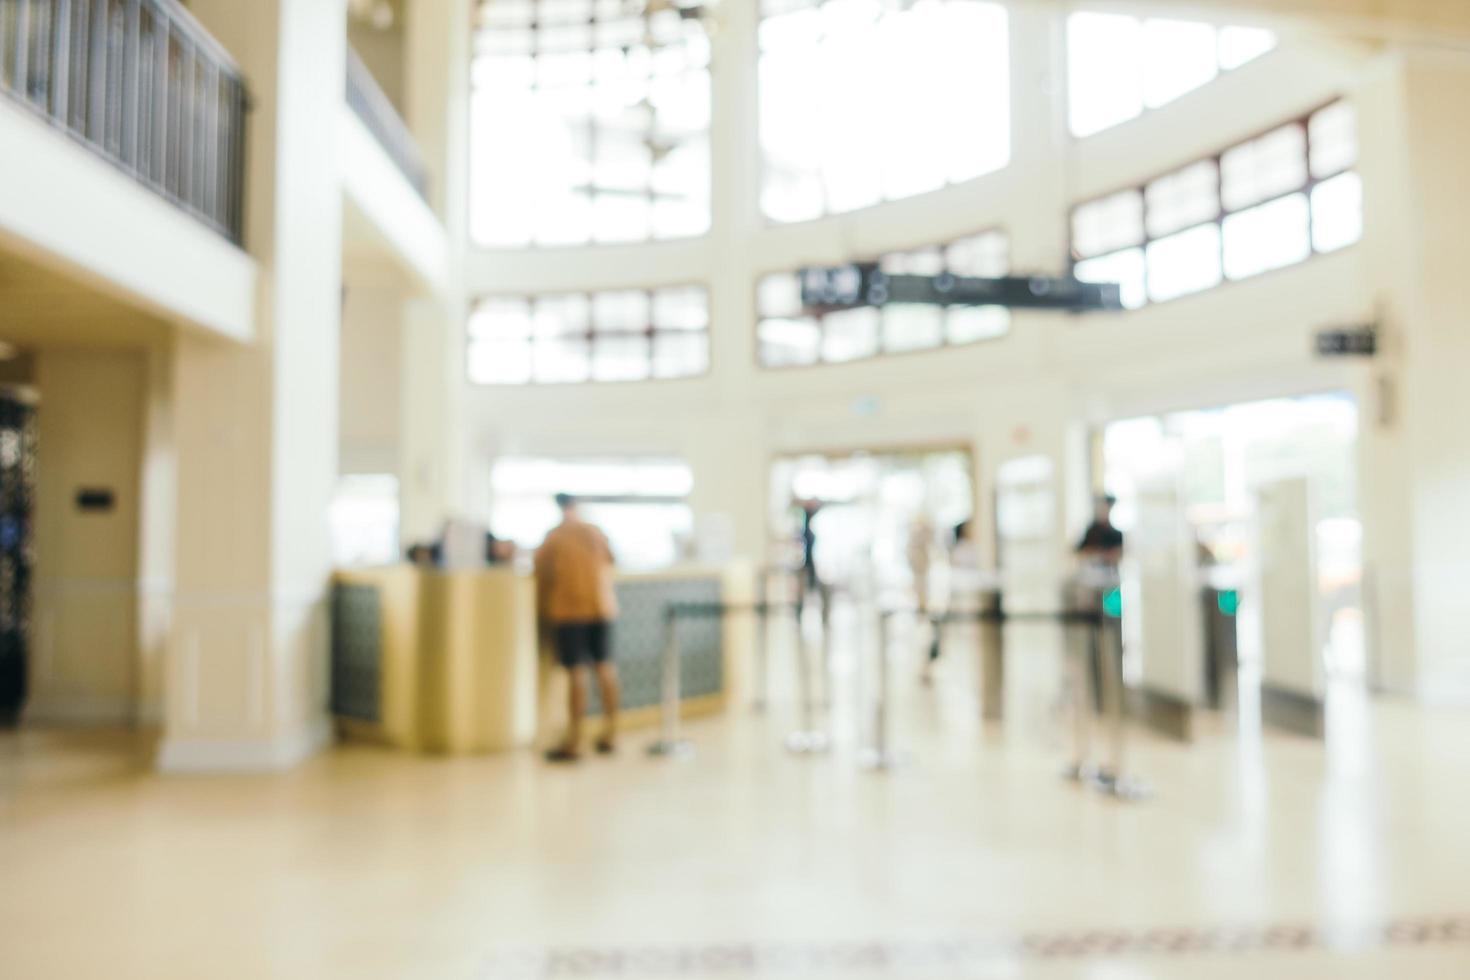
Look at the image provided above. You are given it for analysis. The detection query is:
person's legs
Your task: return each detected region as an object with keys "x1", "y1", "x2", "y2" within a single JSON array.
[
  {"x1": 565, "y1": 664, "x2": 589, "y2": 745},
  {"x1": 590, "y1": 622, "x2": 619, "y2": 751},
  {"x1": 547, "y1": 624, "x2": 589, "y2": 762}
]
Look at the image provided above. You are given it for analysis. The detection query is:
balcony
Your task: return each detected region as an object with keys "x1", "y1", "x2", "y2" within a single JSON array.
[
  {"x1": 0, "y1": 0, "x2": 248, "y2": 246},
  {"x1": 346, "y1": 46, "x2": 428, "y2": 202}
]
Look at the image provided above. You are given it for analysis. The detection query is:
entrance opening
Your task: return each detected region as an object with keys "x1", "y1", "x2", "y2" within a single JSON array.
[{"x1": 1100, "y1": 392, "x2": 1364, "y2": 731}]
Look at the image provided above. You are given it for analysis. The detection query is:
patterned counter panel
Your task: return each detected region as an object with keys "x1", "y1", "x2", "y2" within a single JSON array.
[
  {"x1": 331, "y1": 582, "x2": 383, "y2": 723},
  {"x1": 591, "y1": 577, "x2": 723, "y2": 714}
]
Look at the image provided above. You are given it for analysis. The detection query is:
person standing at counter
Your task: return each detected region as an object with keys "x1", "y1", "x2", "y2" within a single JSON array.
[{"x1": 536, "y1": 493, "x2": 621, "y2": 763}]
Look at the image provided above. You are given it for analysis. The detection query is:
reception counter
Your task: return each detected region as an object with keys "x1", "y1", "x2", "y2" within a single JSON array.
[{"x1": 330, "y1": 562, "x2": 753, "y2": 754}]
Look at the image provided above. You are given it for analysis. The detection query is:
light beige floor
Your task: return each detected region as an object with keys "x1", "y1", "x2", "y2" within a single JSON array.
[{"x1": 1, "y1": 624, "x2": 1468, "y2": 979}]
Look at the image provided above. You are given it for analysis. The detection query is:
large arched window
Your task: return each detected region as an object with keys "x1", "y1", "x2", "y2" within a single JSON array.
[
  {"x1": 1071, "y1": 102, "x2": 1361, "y2": 308},
  {"x1": 470, "y1": 0, "x2": 712, "y2": 246},
  {"x1": 759, "y1": 0, "x2": 1011, "y2": 223}
]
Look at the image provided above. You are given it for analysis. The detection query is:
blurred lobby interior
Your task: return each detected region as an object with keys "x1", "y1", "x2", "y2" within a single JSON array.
[{"x1": 2, "y1": 0, "x2": 1470, "y2": 977}]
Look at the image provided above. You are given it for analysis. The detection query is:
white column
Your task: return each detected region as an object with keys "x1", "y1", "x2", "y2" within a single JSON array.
[
  {"x1": 159, "y1": 0, "x2": 348, "y2": 771},
  {"x1": 1356, "y1": 49, "x2": 1470, "y2": 702}
]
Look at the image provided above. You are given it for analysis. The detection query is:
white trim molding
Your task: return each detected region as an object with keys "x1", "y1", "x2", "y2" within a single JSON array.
[{"x1": 155, "y1": 716, "x2": 333, "y2": 774}]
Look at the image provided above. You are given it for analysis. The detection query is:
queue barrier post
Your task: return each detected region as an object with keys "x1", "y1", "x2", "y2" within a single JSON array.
[
  {"x1": 1090, "y1": 612, "x2": 1149, "y2": 800},
  {"x1": 978, "y1": 589, "x2": 1005, "y2": 722},
  {"x1": 785, "y1": 594, "x2": 831, "y2": 755},
  {"x1": 859, "y1": 607, "x2": 901, "y2": 770},
  {"x1": 646, "y1": 611, "x2": 694, "y2": 760}
]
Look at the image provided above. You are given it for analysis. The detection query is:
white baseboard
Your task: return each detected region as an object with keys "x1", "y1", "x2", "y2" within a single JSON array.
[{"x1": 155, "y1": 716, "x2": 333, "y2": 774}]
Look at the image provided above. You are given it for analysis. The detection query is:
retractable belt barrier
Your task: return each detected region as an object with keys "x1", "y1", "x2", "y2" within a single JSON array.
[
  {"x1": 878, "y1": 601, "x2": 1148, "y2": 800},
  {"x1": 649, "y1": 593, "x2": 1146, "y2": 801},
  {"x1": 647, "y1": 600, "x2": 801, "y2": 761}
]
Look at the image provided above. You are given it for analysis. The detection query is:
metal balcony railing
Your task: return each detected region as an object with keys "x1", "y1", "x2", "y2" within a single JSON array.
[
  {"x1": 346, "y1": 46, "x2": 429, "y2": 202},
  {"x1": 0, "y1": 0, "x2": 249, "y2": 246}
]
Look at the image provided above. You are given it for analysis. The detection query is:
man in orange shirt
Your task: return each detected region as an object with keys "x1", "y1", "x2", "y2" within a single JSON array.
[{"x1": 536, "y1": 493, "x2": 620, "y2": 763}]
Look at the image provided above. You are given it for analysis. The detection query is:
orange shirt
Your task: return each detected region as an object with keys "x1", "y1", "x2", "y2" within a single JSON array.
[{"x1": 534, "y1": 519, "x2": 619, "y2": 624}]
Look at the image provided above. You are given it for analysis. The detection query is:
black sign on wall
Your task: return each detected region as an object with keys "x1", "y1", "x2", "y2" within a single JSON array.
[
  {"x1": 1315, "y1": 326, "x2": 1378, "y2": 357},
  {"x1": 75, "y1": 488, "x2": 116, "y2": 513}
]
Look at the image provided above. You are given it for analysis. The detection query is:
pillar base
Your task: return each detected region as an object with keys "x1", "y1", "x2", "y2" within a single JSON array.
[{"x1": 156, "y1": 716, "x2": 332, "y2": 773}]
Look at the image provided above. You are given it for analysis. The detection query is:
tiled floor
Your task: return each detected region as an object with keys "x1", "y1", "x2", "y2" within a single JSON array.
[{"x1": 1, "y1": 620, "x2": 1468, "y2": 979}]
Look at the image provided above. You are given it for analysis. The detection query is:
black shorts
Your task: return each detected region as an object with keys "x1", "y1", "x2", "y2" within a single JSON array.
[{"x1": 554, "y1": 622, "x2": 612, "y2": 668}]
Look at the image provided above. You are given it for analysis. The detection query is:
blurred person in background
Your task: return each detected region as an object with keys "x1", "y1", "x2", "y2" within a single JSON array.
[
  {"x1": 536, "y1": 493, "x2": 621, "y2": 763},
  {"x1": 1076, "y1": 494, "x2": 1124, "y2": 569}
]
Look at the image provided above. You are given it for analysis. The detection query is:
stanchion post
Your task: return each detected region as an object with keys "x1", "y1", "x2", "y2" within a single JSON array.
[
  {"x1": 1062, "y1": 612, "x2": 1096, "y2": 783},
  {"x1": 647, "y1": 610, "x2": 694, "y2": 759},
  {"x1": 859, "y1": 608, "x2": 899, "y2": 770},
  {"x1": 979, "y1": 590, "x2": 1004, "y2": 722},
  {"x1": 786, "y1": 595, "x2": 830, "y2": 755},
  {"x1": 818, "y1": 585, "x2": 833, "y2": 711},
  {"x1": 751, "y1": 600, "x2": 769, "y2": 714},
  {"x1": 1090, "y1": 614, "x2": 1148, "y2": 800}
]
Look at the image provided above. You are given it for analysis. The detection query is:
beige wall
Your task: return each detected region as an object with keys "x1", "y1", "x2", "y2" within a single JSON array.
[
  {"x1": 29, "y1": 351, "x2": 146, "y2": 725},
  {"x1": 340, "y1": 285, "x2": 405, "y2": 475}
]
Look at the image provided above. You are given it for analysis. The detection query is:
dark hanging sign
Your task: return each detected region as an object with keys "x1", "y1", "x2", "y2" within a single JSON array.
[
  {"x1": 75, "y1": 488, "x2": 116, "y2": 513},
  {"x1": 797, "y1": 264, "x2": 1125, "y2": 314},
  {"x1": 1315, "y1": 326, "x2": 1378, "y2": 357}
]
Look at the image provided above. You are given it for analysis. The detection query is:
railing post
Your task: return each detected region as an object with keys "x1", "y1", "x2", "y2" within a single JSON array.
[
  {"x1": 151, "y1": 14, "x2": 167, "y2": 189},
  {"x1": 14, "y1": 0, "x2": 32, "y2": 100},
  {"x1": 120, "y1": 0, "x2": 140, "y2": 169},
  {"x1": 87, "y1": 0, "x2": 107, "y2": 145},
  {"x1": 51, "y1": 0, "x2": 72, "y2": 123},
  {"x1": 229, "y1": 79, "x2": 245, "y2": 243}
]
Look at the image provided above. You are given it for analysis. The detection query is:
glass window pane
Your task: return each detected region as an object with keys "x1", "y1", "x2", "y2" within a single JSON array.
[
  {"x1": 471, "y1": 6, "x2": 711, "y2": 247},
  {"x1": 759, "y1": 317, "x2": 821, "y2": 367},
  {"x1": 1068, "y1": 12, "x2": 1144, "y2": 137},
  {"x1": 533, "y1": 295, "x2": 591, "y2": 335},
  {"x1": 1146, "y1": 160, "x2": 1220, "y2": 238},
  {"x1": 758, "y1": 273, "x2": 804, "y2": 318},
  {"x1": 591, "y1": 193, "x2": 652, "y2": 243},
  {"x1": 592, "y1": 290, "x2": 651, "y2": 332},
  {"x1": 1217, "y1": 26, "x2": 1276, "y2": 70},
  {"x1": 946, "y1": 306, "x2": 1010, "y2": 345},
  {"x1": 1222, "y1": 192, "x2": 1311, "y2": 280},
  {"x1": 945, "y1": 232, "x2": 1009, "y2": 277},
  {"x1": 1221, "y1": 123, "x2": 1308, "y2": 211},
  {"x1": 537, "y1": 189, "x2": 594, "y2": 246},
  {"x1": 1311, "y1": 172, "x2": 1363, "y2": 253},
  {"x1": 469, "y1": 299, "x2": 533, "y2": 339},
  {"x1": 469, "y1": 339, "x2": 534, "y2": 385},
  {"x1": 533, "y1": 337, "x2": 592, "y2": 383},
  {"x1": 1073, "y1": 190, "x2": 1145, "y2": 259},
  {"x1": 1309, "y1": 101, "x2": 1358, "y2": 179},
  {"x1": 881, "y1": 247, "x2": 944, "y2": 276},
  {"x1": 761, "y1": 1, "x2": 1009, "y2": 222},
  {"x1": 653, "y1": 333, "x2": 710, "y2": 378},
  {"x1": 822, "y1": 308, "x2": 880, "y2": 362},
  {"x1": 652, "y1": 287, "x2": 709, "y2": 330},
  {"x1": 1146, "y1": 223, "x2": 1223, "y2": 302},
  {"x1": 1141, "y1": 19, "x2": 1219, "y2": 109},
  {"x1": 592, "y1": 335, "x2": 652, "y2": 382},
  {"x1": 1075, "y1": 247, "x2": 1148, "y2": 310},
  {"x1": 882, "y1": 305, "x2": 944, "y2": 353}
]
